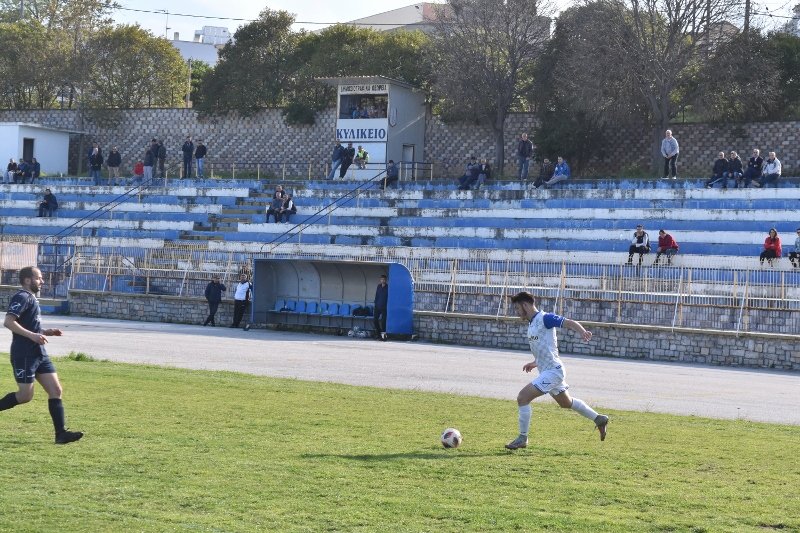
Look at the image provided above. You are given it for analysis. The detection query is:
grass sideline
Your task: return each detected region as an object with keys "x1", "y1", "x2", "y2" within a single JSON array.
[{"x1": 0, "y1": 356, "x2": 798, "y2": 532}]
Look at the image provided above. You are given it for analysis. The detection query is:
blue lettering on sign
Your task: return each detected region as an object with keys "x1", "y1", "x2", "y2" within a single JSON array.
[{"x1": 335, "y1": 128, "x2": 388, "y2": 140}]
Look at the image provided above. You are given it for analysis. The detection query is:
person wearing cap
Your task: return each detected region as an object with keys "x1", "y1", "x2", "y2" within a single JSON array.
[
  {"x1": 203, "y1": 275, "x2": 226, "y2": 326},
  {"x1": 195, "y1": 140, "x2": 207, "y2": 179},
  {"x1": 627, "y1": 225, "x2": 650, "y2": 265}
]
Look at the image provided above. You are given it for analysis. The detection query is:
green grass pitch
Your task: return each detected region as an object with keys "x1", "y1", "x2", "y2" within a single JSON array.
[{"x1": 0, "y1": 355, "x2": 798, "y2": 532}]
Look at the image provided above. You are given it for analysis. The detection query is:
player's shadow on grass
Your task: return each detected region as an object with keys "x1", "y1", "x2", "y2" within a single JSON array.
[{"x1": 301, "y1": 450, "x2": 506, "y2": 461}]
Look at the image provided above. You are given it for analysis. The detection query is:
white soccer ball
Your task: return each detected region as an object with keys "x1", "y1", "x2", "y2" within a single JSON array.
[{"x1": 440, "y1": 428, "x2": 463, "y2": 448}]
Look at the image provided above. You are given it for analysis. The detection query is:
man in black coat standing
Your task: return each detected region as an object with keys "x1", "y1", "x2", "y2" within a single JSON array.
[
  {"x1": 203, "y1": 275, "x2": 226, "y2": 326},
  {"x1": 181, "y1": 136, "x2": 194, "y2": 178},
  {"x1": 339, "y1": 142, "x2": 356, "y2": 179},
  {"x1": 373, "y1": 274, "x2": 389, "y2": 341}
]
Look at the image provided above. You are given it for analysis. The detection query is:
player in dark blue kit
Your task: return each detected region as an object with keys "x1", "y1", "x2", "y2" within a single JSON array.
[{"x1": 0, "y1": 266, "x2": 83, "y2": 444}]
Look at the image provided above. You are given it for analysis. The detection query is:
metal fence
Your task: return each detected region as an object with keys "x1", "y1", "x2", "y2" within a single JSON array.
[{"x1": 19, "y1": 240, "x2": 797, "y2": 337}]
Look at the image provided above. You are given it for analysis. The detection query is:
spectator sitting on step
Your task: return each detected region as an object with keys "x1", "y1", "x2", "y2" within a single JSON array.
[
  {"x1": 383, "y1": 160, "x2": 399, "y2": 190},
  {"x1": 759, "y1": 228, "x2": 781, "y2": 267},
  {"x1": 544, "y1": 156, "x2": 570, "y2": 187},
  {"x1": 38, "y1": 188, "x2": 58, "y2": 217},
  {"x1": 653, "y1": 229, "x2": 679, "y2": 265},
  {"x1": 739, "y1": 149, "x2": 763, "y2": 188},
  {"x1": 354, "y1": 146, "x2": 369, "y2": 169},
  {"x1": 6, "y1": 158, "x2": 18, "y2": 184},
  {"x1": 457, "y1": 156, "x2": 479, "y2": 190},
  {"x1": 705, "y1": 151, "x2": 730, "y2": 189},
  {"x1": 279, "y1": 193, "x2": 296, "y2": 223},
  {"x1": 627, "y1": 224, "x2": 650, "y2": 265},
  {"x1": 18, "y1": 159, "x2": 32, "y2": 184},
  {"x1": 753, "y1": 152, "x2": 780, "y2": 188},
  {"x1": 272, "y1": 185, "x2": 284, "y2": 200},
  {"x1": 474, "y1": 158, "x2": 492, "y2": 190},
  {"x1": 727, "y1": 151, "x2": 743, "y2": 185},
  {"x1": 790, "y1": 228, "x2": 800, "y2": 269},
  {"x1": 266, "y1": 191, "x2": 284, "y2": 223},
  {"x1": 533, "y1": 158, "x2": 554, "y2": 189}
]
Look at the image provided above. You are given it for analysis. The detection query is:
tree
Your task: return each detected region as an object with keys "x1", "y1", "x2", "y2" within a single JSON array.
[
  {"x1": 430, "y1": 0, "x2": 554, "y2": 174},
  {"x1": 81, "y1": 25, "x2": 189, "y2": 108},
  {"x1": 601, "y1": 0, "x2": 738, "y2": 171},
  {"x1": 188, "y1": 60, "x2": 211, "y2": 108},
  {"x1": 765, "y1": 32, "x2": 800, "y2": 119},
  {"x1": 196, "y1": 8, "x2": 300, "y2": 116}
]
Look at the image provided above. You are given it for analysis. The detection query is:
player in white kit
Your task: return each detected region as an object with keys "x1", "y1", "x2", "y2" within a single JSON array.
[{"x1": 505, "y1": 291, "x2": 608, "y2": 449}]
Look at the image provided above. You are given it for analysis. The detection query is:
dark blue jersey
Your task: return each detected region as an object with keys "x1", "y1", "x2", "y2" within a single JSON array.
[{"x1": 6, "y1": 289, "x2": 45, "y2": 356}]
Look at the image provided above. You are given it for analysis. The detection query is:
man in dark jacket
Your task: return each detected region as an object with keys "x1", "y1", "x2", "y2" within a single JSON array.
[
  {"x1": 203, "y1": 275, "x2": 226, "y2": 326},
  {"x1": 740, "y1": 149, "x2": 763, "y2": 188},
  {"x1": 705, "y1": 152, "x2": 730, "y2": 188},
  {"x1": 143, "y1": 144, "x2": 155, "y2": 182},
  {"x1": 157, "y1": 140, "x2": 167, "y2": 179},
  {"x1": 373, "y1": 274, "x2": 389, "y2": 341},
  {"x1": 339, "y1": 142, "x2": 356, "y2": 179},
  {"x1": 107, "y1": 147, "x2": 121, "y2": 182},
  {"x1": 517, "y1": 133, "x2": 534, "y2": 180},
  {"x1": 89, "y1": 145, "x2": 104, "y2": 185},
  {"x1": 327, "y1": 141, "x2": 344, "y2": 180},
  {"x1": 194, "y1": 140, "x2": 207, "y2": 178},
  {"x1": 38, "y1": 189, "x2": 58, "y2": 217},
  {"x1": 266, "y1": 192, "x2": 284, "y2": 223},
  {"x1": 181, "y1": 136, "x2": 194, "y2": 178},
  {"x1": 31, "y1": 158, "x2": 40, "y2": 183},
  {"x1": 18, "y1": 160, "x2": 32, "y2": 184},
  {"x1": 533, "y1": 158, "x2": 554, "y2": 189}
]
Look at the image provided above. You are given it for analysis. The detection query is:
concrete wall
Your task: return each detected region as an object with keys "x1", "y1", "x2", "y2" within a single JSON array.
[
  {"x1": 65, "y1": 290, "x2": 800, "y2": 371},
  {"x1": 0, "y1": 108, "x2": 796, "y2": 177}
]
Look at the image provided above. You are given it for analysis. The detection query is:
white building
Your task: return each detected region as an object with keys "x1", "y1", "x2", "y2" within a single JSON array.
[
  {"x1": 0, "y1": 123, "x2": 71, "y2": 176},
  {"x1": 344, "y1": 2, "x2": 441, "y2": 33},
  {"x1": 194, "y1": 26, "x2": 232, "y2": 45}
]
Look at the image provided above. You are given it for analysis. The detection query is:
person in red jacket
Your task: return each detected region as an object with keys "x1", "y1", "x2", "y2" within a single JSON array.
[
  {"x1": 760, "y1": 228, "x2": 782, "y2": 267},
  {"x1": 654, "y1": 229, "x2": 679, "y2": 265}
]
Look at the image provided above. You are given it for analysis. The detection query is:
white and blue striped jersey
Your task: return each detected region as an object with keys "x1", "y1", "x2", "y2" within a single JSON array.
[{"x1": 526, "y1": 311, "x2": 565, "y2": 371}]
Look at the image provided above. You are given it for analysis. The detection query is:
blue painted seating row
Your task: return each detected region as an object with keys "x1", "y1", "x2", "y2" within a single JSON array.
[{"x1": 268, "y1": 299, "x2": 374, "y2": 329}]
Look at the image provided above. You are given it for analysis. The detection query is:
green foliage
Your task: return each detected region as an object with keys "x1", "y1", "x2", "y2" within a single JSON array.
[
  {"x1": 188, "y1": 60, "x2": 211, "y2": 107},
  {"x1": 81, "y1": 25, "x2": 189, "y2": 108},
  {"x1": 63, "y1": 351, "x2": 98, "y2": 362},
  {"x1": 765, "y1": 32, "x2": 800, "y2": 119},
  {"x1": 0, "y1": 359, "x2": 798, "y2": 531}
]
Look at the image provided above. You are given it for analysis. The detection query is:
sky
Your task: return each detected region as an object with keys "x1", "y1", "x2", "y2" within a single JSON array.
[
  {"x1": 112, "y1": 0, "x2": 439, "y2": 40},
  {"x1": 113, "y1": 0, "x2": 797, "y2": 41}
]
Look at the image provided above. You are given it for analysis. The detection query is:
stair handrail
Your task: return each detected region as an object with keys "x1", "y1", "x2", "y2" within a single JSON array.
[{"x1": 259, "y1": 169, "x2": 389, "y2": 253}]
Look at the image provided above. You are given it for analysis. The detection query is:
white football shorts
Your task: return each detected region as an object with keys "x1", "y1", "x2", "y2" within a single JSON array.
[{"x1": 531, "y1": 366, "x2": 569, "y2": 396}]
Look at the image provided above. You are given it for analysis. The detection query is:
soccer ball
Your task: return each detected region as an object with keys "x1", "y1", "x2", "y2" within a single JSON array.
[{"x1": 440, "y1": 428, "x2": 462, "y2": 448}]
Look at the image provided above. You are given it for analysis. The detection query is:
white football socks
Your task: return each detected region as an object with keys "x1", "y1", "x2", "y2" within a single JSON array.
[
  {"x1": 518, "y1": 404, "x2": 532, "y2": 436},
  {"x1": 571, "y1": 398, "x2": 599, "y2": 421}
]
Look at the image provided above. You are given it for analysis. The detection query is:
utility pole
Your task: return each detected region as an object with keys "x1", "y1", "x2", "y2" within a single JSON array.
[
  {"x1": 744, "y1": 0, "x2": 751, "y2": 37},
  {"x1": 19, "y1": 0, "x2": 24, "y2": 20},
  {"x1": 186, "y1": 59, "x2": 192, "y2": 108}
]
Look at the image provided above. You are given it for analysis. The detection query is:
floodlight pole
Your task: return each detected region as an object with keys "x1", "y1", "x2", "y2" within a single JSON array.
[{"x1": 19, "y1": 0, "x2": 24, "y2": 20}]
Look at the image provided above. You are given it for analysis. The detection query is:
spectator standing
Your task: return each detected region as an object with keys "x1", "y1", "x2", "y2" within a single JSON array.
[
  {"x1": 759, "y1": 228, "x2": 782, "y2": 267},
  {"x1": 653, "y1": 229, "x2": 679, "y2": 265},
  {"x1": 727, "y1": 151, "x2": 743, "y2": 184},
  {"x1": 230, "y1": 273, "x2": 252, "y2": 330},
  {"x1": 660, "y1": 130, "x2": 679, "y2": 179},
  {"x1": 627, "y1": 225, "x2": 650, "y2": 265},
  {"x1": 544, "y1": 156, "x2": 570, "y2": 187},
  {"x1": 789, "y1": 228, "x2": 800, "y2": 269},
  {"x1": 181, "y1": 136, "x2": 194, "y2": 178},
  {"x1": 383, "y1": 159, "x2": 399, "y2": 190},
  {"x1": 89, "y1": 145, "x2": 104, "y2": 185},
  {"x1": 133, "y1": 160, "x2": 144, "y2": 183},
  {"x1": 740, "y1": 149, "x2": 763, "y2": 188},
  {"x1": 327, "y1": 141, "x2": 344, "y2": 180},
  {"x1": 31, "y1": 158, "x2": 40, "y2": 183},
  {"x1": 705, "y1": 152, "x2": 730, "y2": 189},
  {"x1": 157, "y1": 140, "x2": 167, "y2": 179},
  {"x1": 373, "y1": 274, "x2": 389, "y2": 341},
  {"x1": 194, "y1": 140, "x2": 207, "y2": 179},
  {"x1": 517, "y1": 133, "x2": 534, "y2": 180},
  {"x1": 5, "y1": 158, "x2": 17, "y2": 184},
  {"x1": 533, "y1": 158, "x2": 554, "y2": 189},
  {"x1": 142, "y1": 144, "x2": 155, "y2": 183},
  {"x1": 753, "y1": 152, "x2": 781, "y2": 188},
  {"x1": 107, "y1": 147, "x2": 121, "y2": 182},
  {"x1": 339, "y1": 142, "x2": 355, "y2": 179},
  {"x1": 203, "y1": 275, "x2": 226, "y2": 327},
  {"x1": 354, "y1": 145, "x2": 369, "y2": 169},
  {"x1": 38, "y1": 189, "x2": 58, "y2": 217}
]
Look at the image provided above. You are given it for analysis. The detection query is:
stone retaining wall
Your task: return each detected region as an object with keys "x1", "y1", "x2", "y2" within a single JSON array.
[
  {"x1": 0, "y1": 108, "x2": 796, "y2": 176},
  {"x1": 65, "y1": 291, "x2": 799, "y2": 371}
]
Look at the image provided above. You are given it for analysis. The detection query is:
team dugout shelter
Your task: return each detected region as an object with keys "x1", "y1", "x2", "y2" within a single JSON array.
[
  {"x1": 251, "y1": 259, "x2": 414, "y2": 337},
  {"x1": 317, "y1": 76, "x2": 426, "y2": 179}
]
